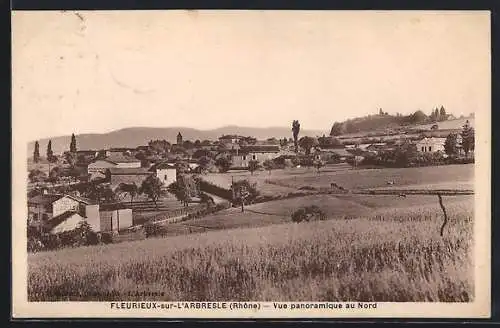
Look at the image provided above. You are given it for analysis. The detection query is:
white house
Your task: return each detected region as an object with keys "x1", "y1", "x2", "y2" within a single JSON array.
[
  {"x1": 29, "y1": 193, "x2": 133, "y2": 234},
  {"x1": 149, "y1": 163, "x2": 177, "y2": 187},
  {"x1": 230, "y1": 145, "x2": 280, "y2": 168},
  {"x1": 415, "y1": 137, "x2": 446, "y2": 153}
]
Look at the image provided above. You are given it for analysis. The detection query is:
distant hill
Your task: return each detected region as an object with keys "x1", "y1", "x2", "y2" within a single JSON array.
[{"x1": 27, "y1": 126, "x2": 326, "y2": 156}]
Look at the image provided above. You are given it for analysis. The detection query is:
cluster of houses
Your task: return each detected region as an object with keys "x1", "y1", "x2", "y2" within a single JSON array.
[
  {"x1": 28, "y1": 192, "x2": 133, "y2": 234},
  {"x1": 27, "y1": 131, "x2": 464, "y2": 236}
]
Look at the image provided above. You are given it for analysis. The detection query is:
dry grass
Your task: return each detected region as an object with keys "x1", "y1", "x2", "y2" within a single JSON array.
[
  {"x1": 270, "y1": 164, "x2": 473, "y2": 191},
  {"x1": 28, "y1": 199, "x2": 473, "y2": 302}
]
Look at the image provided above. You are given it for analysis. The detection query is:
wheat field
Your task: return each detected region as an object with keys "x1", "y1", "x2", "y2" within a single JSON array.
[{"x1": 28, "y1": 199, "x2": 473, "y2": 302}]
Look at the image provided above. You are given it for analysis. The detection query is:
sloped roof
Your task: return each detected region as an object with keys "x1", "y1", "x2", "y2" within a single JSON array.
[
  {"x1": 63, "y1": 194, "x2": 95, "y2": 205},
  {"x1": 149, "y1": 162, "x2": 177, "y2": 171},
  {"x1": 240, "y1": 145, "x2": 280, "y2": 153},
  {"x1": 108, "y1": 167, "x2": 152, "y2": 175},
  {"x1": 106, "y1": 153, "x2": 140, "y2": 163},
  {"x1": 89, "y1": 159, "x2": 118, "y2": 166},
  {"x1": 49, "y1": 211, "x2": 85, "y2": 234},
  {"x1": 28, "y1": 194, "x2": 64, "y2": 205}
]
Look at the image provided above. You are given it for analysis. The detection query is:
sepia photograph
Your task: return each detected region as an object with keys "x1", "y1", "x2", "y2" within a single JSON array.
[{"x1": 11, "y1": 10, "x2": 490, "y2": 318}]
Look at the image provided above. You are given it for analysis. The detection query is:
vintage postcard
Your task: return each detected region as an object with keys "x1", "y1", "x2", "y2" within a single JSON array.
[{"x1": 12, "y1": 10, "x2": 491, "y2": 318}]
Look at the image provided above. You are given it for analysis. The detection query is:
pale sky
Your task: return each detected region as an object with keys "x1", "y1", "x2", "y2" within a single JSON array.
[{"x1": 12, "y1": 10, "x2": 490, "y2": 141}]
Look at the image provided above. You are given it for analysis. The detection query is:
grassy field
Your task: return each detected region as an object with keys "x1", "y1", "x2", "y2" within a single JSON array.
[
  {"x1": 162, "y1": 194, "x2": 472, "y2": 234},
  {"x1": 28, "y1": 196, "x2": 473, "y2": 302},
  {"x1": 269, "y1": 164, "x2": 473, "y2": 191},
  {"x1": 202, "y1": 164, "x2": 352, "y2": 196}
]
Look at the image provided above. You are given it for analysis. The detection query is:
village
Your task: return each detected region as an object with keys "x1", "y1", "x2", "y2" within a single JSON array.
[{"x1": 26, "y1": 111, "x2": 475, "y2": 251}]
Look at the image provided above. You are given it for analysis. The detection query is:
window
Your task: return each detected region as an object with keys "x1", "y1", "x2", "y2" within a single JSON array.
[
  {"x1": 428, "y1": 146, "x2": 432, "y2": 152},
  {"x1": 252, "y1": 155, "x2": 256, "y2": 160},
  {"x1": 243, "y1": 156, "x2": 246, "y2": 160},
  {"x1": 421, "y1": 146, "x2": 424, "y2": 152},
  {"x1": 164, "y1": 175, "x2": 168, "y2": 181}
]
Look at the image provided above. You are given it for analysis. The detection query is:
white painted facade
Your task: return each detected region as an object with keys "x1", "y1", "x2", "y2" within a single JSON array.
[
  {"x1": 157, "y1": 168, "x2": 177, "y2": 187},
  {"x1": 52, "y1": 196, "x2": 80, "y2": 217},
  {"x1": 50, "y1": 213, "x2": 85, "y2": 234},
  {"x1": 416, "y1": 137, "x2": 446, "y2": 153}
]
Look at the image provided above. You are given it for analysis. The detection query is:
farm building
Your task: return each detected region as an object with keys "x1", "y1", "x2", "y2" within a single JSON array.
[
  {"x1": 149, "y1": 162, "x2": 177, "y2": 187},
  {"x1": 108, "y1": 167, "x2": 153, "y2": 189},
  {"x1": 28, "y1": 193, "x2": 133, "y2": 234},
  {"x1": 415, "y1": 137, "x2": 446, "y2": 153},
  {"x1": 218, "y1": 134, "x2": 245, "y2": 145},
  {"x1": 105, "y1": 148, "x2": 137, "y2": 157},
  {"x1": 99, "y1": 203, "x2": 133, "y2": 232},
  {"x1": 106, "y1": 153, "x2": 141, "y2": 168},
  {"x1": 230, "y1": 145, "x2": 281, "y2": 168},
  {"x1": 315, "y1": 148, "x2": 354, "y2": 162}
]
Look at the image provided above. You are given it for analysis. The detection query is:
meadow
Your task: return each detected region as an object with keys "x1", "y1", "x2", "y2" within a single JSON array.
[
  {"x1": 203, "y1": 164, "x2": 473, "y2": 194},
  {"x1": 28, "y1": 197, "x2": 473, "y2": 302},
  {"x1": 268, "y1": 164, "x2": 473, "y2": 191}
]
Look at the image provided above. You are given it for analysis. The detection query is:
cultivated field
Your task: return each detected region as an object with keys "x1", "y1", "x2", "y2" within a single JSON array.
[
  {"x1": 163, "y1": 194, "x2": 472, "y2": 234},
  {"x1": 28, "y1": 196, "x2": 473, "y2": 302},
  {"x1": 268, "y1": 164, "x2": 473, "y2": 191}
]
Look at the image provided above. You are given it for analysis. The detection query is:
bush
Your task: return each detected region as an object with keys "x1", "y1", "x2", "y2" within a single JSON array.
[
  {"x1": 143, "y1": 222, "x2": 165, "y2": 238},
  {"x1": 291, "y1": 205, "x2": 327, "y2": 223},
  {"x1": 198, "y1": 179, "x2": 233, "y2": 200},
  {"x1": 298, "y1": 185, "x2": 317, "y2": 191},
  {"x1": 100, "y1": 232, "x2": 114, "y2": 244}
]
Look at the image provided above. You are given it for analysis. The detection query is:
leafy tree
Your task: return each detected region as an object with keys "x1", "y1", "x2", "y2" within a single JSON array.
[
  {"x1": 28, "y1": 169, "x2": 47, "y2": 183},
  {"x1": 298, "y1": 136, "x2": 318, "y2": 155},
  {"x1": 330, "y1": 122, "x2": 345, "y2": 136},
  {"x1": 168, "y1": 175, "x2": 198, "y2": 207},
  {"x1": 182, "y1": 140, "x2": 195, "y2": 150},
  {"x1": 444, "y1": 133, "x2": 459, "y2": 156},
  {"x1": 47, "y1": 167, "x2": 60, "y2": 183},
  {"x1": 175, "y1": 160, "x2": 191, "y2": 175},
  {"x1": 263, "y1": 159, "x2": 275, "y2": 175},
  {"x1": 313, "y1": 158, "x2": 325, "y2": 175},
  {"x1": 115, "y1": 182, "x2": 138, "y2": 204},
  {"x1": 33, "y1": 141, "x2": 40, "y2": 163},
  {"x1": 46, "y1": 140, "x2": 54, "y2": 162},
  {"x1": 192, "y1": 149, "x2": 212, "y2": 159},
  {"x1": 148, "y1": 139, "x2": 171, "y2": 154},
  {"x1": 266, "y1": 137, "x2": 279, "y2": 145},
  {"x1": 197, "y1": 156, "x2": 212, "y2": 173},
  {"x1": 74, "y1": 221, "x2": 99, "y2": 246},
  {"x1": 70, "y1": 133, "x2": 77, "y2": 153},
  {"x1": 410, "y1": 110, "x2": 428, "y2": 124},
  {"x1": 318, "y1": 136, "x2": 342, "y2": 148},
  {"x1": 231, "y1": 179, "x2": 259, "y2": 212},
  {"x1": 248, "y1": 159, "x2": 260, "y2": 175},
  {"x1": 215, "y1": 157, "x2": 232, "y2": 173},
  {"x1": 292, "y1": 120, "x2": 301, "y2": 153},
  {"x1": 461, "y1": 120, "x2": 475, "y2": 157},
  {"x1": 291, "y1": 156, "x2": 301, "y2": 167},
  {"x1": 140, "y1": 175, "x2": 163, "y2": 208},
  {"x1": 85, "y1": 183, "x2": 117, "y2": 204}
]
